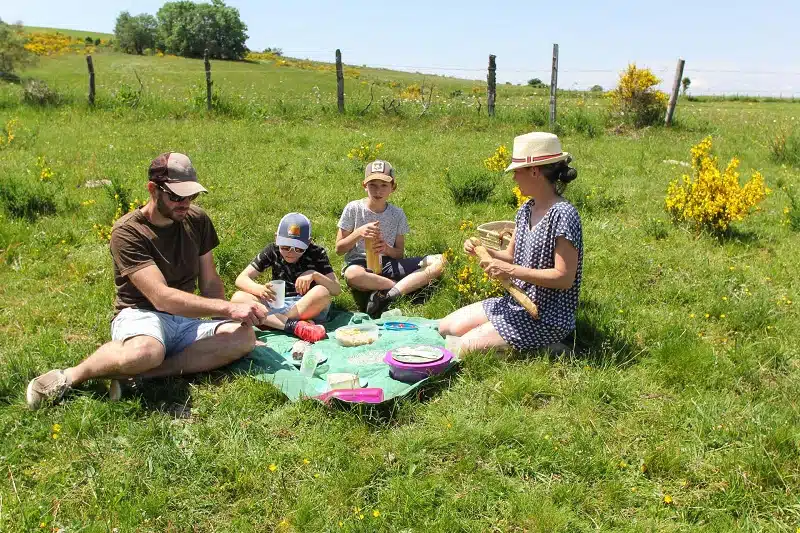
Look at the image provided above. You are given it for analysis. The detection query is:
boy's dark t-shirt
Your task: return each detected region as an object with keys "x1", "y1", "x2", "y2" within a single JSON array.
[
  {"x1": 250, "y1": 243, "x2": 334, "y2": 297},
  {"x1": 110, "y1": 205, "x2": 219, "y2": 316}
]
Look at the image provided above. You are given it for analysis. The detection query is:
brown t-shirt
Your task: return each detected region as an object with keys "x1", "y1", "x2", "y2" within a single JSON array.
[{"x1": 110, "y1": 205, "x2": 219, "y2": 316}]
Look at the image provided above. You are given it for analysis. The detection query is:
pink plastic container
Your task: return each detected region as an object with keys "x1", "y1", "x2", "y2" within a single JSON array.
[
  {"x1": 315, "y1": 388, "x2": 385, "y2": 404},
  {"x1": 384, "y1": 346, "x2": 454, "y2": 383}
]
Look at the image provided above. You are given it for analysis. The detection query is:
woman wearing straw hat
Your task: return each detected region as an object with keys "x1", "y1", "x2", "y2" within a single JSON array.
[{"x1": 439, "y1": 132, "x2": 583, "y2": 355}]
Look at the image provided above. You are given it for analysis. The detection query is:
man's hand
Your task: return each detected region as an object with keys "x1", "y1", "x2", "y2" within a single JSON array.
[
  {"x1": 228, "y1": 301, "x2": 268, "y2": 327},
  {"x1": 295, "y1": 271, "x2": 316, "y2": 295},
  {"x1": 357, "y1": 221, "x2": 381, "y2": 240},
  {"x1": 480, "y1": 257, "x2": 516, "y2": 281}
]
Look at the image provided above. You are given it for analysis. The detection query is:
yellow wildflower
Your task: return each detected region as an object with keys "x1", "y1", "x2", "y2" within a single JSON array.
[
  {"x1": 269, "y1": 463, "x2": 278, "y2": 472},
  {"x1": 663, "y1": 494, "x2": 673, "y2": 505}
]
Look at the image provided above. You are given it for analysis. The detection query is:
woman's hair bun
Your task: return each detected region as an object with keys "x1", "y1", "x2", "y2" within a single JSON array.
[{"x1": 561, "y1": 165, "x2": 578, "y2": 183}]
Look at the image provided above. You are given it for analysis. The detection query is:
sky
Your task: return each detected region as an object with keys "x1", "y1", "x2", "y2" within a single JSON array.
[{"x1": 3, "y1": 0, "x2": 799, "y2": 96}]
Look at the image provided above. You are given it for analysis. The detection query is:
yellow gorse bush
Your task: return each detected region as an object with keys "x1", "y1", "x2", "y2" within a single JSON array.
[
  {"x1": 608, "y1": 64, "x2": 668, "y2": 127},
  {"x1": 483, "y1": 144, "x2": 530, "y2": 207},
  {"x1": 513, "y1": 185, "x2": 529, "y2": 208},
  {"x1": 347, "y1": 142, "x2": 383, "y2": 164},
  {"x1": 36, "y1": 156, "x2": 54, "y2": 181},
  {"x1": 483, "y1": 144, "x2": 510, "y2": 173},
  {"x1": 399, "y1": 84, "x2": 422, "y2": 100},
  {"x1": 0, "y1": 118, "x2": 18, "y2": 148},
  {"x1": 665, "y1": 136, "x2": 769, "y2": 232},
  {"x1": 24, "y1": 32, "x2": 97, "y2": 56},
  {"x1": 443, "y1": 223, "x2": 505, "y2": 302},
  {"x1": 245, "y1": 52, "x2": 360, "y2": 79},
  {"x1": 93, "y1": 194, "x2": 144, "y2": 241}
]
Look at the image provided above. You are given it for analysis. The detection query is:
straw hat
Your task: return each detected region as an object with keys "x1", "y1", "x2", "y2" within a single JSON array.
[{"x1": 504, "y1": 132, "x2": 570, "y2": 172}]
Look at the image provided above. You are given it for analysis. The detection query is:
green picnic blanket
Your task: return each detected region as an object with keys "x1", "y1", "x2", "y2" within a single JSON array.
[{"x1": 230, "y1": 309, "x2": 456, "y2": 403}]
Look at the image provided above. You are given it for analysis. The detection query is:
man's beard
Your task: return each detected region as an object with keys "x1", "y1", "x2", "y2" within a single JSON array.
[{"x1": 156, "y1": 194, "x2": 188, "y2": 221}]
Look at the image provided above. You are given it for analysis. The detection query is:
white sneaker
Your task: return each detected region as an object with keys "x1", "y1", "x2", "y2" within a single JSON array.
[{"x1": 26, "y1": 369, "x2": 71, "y2": 410}]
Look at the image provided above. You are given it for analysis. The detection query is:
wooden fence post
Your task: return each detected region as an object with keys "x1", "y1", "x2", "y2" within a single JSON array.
[
  {"x1": 549, "y1": 44, "x2": 559, "y2": 130},
  {"x1": 204, "y1": 49, "x2": 212, "y2": 111},
  {"x1": 487, "y1": 54, "x2": 497, "y2": 117},
  {"x1": 665, "y1": 58, "x2": 685, "y2": 126},
  {"x1": 336, "y1": 49, "x2": 344, "y2": 113},
  {"x1": 86, "y1": 55, "x2": 95, "y2": 106}
]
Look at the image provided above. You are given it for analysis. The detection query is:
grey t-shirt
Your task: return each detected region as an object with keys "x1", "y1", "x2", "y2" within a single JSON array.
[{"x1": 338, "y1": 199, "x2": 410, "y2": 264}]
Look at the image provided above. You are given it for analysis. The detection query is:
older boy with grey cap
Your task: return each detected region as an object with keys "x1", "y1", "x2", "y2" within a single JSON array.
[
  {"x1": 231, "y1": 212, "x2": 340, "y2": 342},
  {"x1": 26, "y1": 152, "x2": 266, "y2": 409},
  {"x1": 335, "y1": 160, "x2": 445, "y2": 318}
]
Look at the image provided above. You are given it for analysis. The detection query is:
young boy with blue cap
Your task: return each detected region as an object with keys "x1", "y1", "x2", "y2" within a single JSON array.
[{"x1": 231, "y1": 213, "x2": 340, "y2": 342}]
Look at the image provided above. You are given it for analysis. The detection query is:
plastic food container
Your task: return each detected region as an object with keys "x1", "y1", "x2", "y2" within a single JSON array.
[
  {"x1": 334, "y1": 323, "x2": 379, "y2": 347},
  {"x1": 384, "y1": 346, "x2": 454, "y2": 383}
]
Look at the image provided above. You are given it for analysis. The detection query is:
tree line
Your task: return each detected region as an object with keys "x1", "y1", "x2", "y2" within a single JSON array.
[{"x1": 114, "y1": 0, "x2": 247, "y2": 60}]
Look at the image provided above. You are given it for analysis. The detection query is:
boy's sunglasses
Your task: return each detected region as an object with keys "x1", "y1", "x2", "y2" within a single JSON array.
[
  {"x1": 279, "y1": 245, "x2": 305, "y2": 253},
  {"x1": 157, "y1": 183, "x2": 200, "y2": 203}
]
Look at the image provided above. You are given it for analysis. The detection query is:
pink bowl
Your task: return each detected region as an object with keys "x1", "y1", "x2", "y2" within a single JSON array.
[{"x1": 384, "y1": 346, "x2": 454, "y2": 383}]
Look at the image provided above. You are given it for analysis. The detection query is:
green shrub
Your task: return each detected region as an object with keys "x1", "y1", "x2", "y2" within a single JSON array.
[
  {"x1": 643, "y1": 218, "x2": 669, "y2": 240},
  {"x1": 22, "y1": 79, "x2": 61, "y2": 106},
  {"x1": 0, "y1": 177, "x2": 57, "y2": 221},
  {"x1": 769, "y1": 129, "x2": 800, "y2": 166},
  {"x1": 114, "y1": 83, "x2": 142, "y2": 108},
  {"x1": 781, "y1": 185, "x2": 800, "y2": 231},
  {"x1": 191, "y1": 84, "x2": 240, "y2": 116},
  {"x1": 529, "y1": 106, "x2": 549, "y2": 128},
  {"x1": 561, "y1": 106, "x2": 602, "y2": 138},
  {"x1": 445, "y1": 167, "x2": 496, "y2": 205}
]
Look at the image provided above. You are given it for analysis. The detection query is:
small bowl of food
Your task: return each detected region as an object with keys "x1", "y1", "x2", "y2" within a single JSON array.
[{"x1": 334, "y1": 323, "x2": 379, "y2": 347}]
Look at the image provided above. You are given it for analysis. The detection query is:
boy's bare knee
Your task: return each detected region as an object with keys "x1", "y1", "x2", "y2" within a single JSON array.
[
  {"x1": 344, "y1": 266, "x2": 364, "y2": 285},
  {"x1": 230, "y1": 291, "x2": 254, "y2": 303}
]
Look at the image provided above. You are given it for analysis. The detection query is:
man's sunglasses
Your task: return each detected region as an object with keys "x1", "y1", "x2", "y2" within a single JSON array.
[
  {"x1": 279, "y1": 245, "x2": 305, "y2": 254},
  {"x1": 157, "y1": 183, "x2": 200, "y2": 203}
]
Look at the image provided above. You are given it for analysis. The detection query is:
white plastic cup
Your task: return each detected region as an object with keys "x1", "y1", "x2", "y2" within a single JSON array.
[
  {"x1": 269, "y1": 280, "x2": 285, "y2": 309},
  {"x1": 299, "y1": 347, "x2": 319, "y2": 378}
]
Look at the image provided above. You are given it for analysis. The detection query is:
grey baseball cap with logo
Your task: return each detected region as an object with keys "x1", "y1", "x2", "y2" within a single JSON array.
[
  {"x1": 364, "y1": 160, "x2": 396, "y2": 183},
  {"x1": 148, "y1": 152, "x2": 208, "y2": 197},
  {"x1": 276, "y1": 212, "x2": 312, "y2": 250}
]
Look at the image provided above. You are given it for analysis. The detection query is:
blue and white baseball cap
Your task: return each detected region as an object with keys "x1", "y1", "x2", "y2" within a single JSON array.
[{"x1": 276, "y1": 212, "x2": 311, "y2": 250}]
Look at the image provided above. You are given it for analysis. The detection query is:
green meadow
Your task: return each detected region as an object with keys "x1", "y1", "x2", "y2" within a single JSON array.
[{"x1": 0, "y1": 43, "x2": 799, "y2": 532}]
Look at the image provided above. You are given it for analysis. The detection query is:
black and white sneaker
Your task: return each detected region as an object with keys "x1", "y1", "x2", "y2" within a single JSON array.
[{"x1": 365, "y1": 290, "x2": 392, "y2": 319}]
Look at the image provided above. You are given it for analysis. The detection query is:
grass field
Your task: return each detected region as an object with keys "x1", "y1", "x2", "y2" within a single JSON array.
[{"x1": 1, "y1": 45, "x2": 799, "y2": 532}]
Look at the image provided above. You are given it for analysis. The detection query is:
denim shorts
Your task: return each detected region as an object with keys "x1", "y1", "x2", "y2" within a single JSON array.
[
  {"x1": 265, "y1": 295, "x2": 330, "y2": 323},
  {"x1": 111, "y1": 307, "x2": 233, "y2": 357}
]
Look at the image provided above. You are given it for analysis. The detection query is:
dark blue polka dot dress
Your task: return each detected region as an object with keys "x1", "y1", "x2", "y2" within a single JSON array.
[{"x1": 482, "y1": 199, "x2": 583, "y2": 350}]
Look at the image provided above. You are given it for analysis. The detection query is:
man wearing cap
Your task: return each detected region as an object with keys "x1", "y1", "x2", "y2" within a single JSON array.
[{"x1": 26, "y1": 152, "x2": 267, "y2": 409}]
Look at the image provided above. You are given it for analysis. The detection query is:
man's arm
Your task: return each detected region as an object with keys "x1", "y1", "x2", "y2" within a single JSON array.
[
  {"x1": 128, "y1": 265, "x2": 267, "y2": 325},
  {"x1": 197, "y1": 250, "x2": 225, "y2": 300}
]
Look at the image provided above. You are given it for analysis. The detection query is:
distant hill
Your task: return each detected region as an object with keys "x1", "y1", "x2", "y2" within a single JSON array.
[{"x1": 23, "y1": 26, "x2": 114, "y2": 41}]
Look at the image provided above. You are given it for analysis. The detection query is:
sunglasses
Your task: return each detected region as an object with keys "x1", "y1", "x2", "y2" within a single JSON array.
[
  {"x1": 279, "y1": 245, "x2": 305, "y2": 254},
  {"x1": 157, "y1": 183, "x2": 200, "y2": 203}
]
